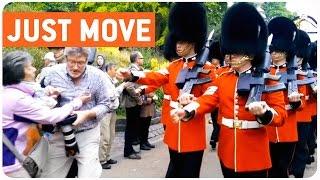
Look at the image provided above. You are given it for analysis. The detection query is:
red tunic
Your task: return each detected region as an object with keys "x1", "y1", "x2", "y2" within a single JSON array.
[
  {"x1": 266, "y1": 66, "x2": 298, "y2": 143},
  {"x1": 136, "y1": 57, "x2": 216, "y2": 152},
  {"x1": 184, "y1": 69, "x2": 287, "y2": 172}
]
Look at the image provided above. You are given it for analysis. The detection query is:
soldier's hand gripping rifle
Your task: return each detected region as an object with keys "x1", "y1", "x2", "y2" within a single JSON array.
[
  {"x1": 240, "y1": 48, "x2": 286, "y2": 124},
  {"x1": 175, "y1": 29, "x2": 215, "y2": 94}
]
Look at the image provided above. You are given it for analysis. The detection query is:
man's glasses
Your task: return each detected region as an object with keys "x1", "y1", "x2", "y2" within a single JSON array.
[{"x1": 67, "y1": 60, "x2": 86, "y2": 66}]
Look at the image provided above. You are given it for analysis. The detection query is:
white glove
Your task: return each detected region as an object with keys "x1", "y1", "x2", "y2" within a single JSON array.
[
  {"x1": 170, "y1": 108, "x2": 186, "y2": 124},
  {"x1": 288, "y1": 92, "x2": 303, "y2": 102},
  {"x1": 177, "y1": 93, "x2": 197, "y2": 106},
  {"x1": 248, "y1": 101, "x2": 269, "y2": 116}
]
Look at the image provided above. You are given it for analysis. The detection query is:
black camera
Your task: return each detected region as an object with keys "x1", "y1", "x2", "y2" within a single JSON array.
[{"x1": 57, "y1": 114, "x2": 79, "y2": 157}]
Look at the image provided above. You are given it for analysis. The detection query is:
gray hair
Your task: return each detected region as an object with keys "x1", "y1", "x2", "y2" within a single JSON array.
[
  {"x1": 130, "y1": 51, "x2": 141, "y2": 63},
  {"x1": 3, "y1": 51, "x2": 33, "y2": 85},
  {"x1": 64, "y1": 47, "x2": 89, "y2": 59},
  {"x1": 105, "y1": 62, "x2": 116, "y2": 72}
]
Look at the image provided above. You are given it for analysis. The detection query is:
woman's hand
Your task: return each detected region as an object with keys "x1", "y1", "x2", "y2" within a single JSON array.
[{"x1": 45, "y1": 86, "x2": 64, "y2": 99}]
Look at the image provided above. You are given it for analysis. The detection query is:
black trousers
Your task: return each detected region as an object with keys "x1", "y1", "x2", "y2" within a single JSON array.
[
  {"x1": 66, "y1": 159, "x2": 78, "y2": 177},
  {"x1": 268, "y1": 142, "x2": 296, "y2": 178},
  {"x1": 139, "y1": 116, "x2": 152, "y2": 144},
  {"x1": 124, "y1": 105, "x2": 141, "y2": 156},
  {"x1": 165, "y1": 149, "x2": 204, "y2": 178},
  {"x1": 210, "y1": 109, "x2": 220, "y2": 145},
  {"x1": 220, "y1": 162, "x2": 268, "y2": 178},
  {"x1": 308, "y1": 115, "x2": 317, "y2": 155},
  {"x1": 290, "y1": 122, "x2": 311, "y2": 178}
]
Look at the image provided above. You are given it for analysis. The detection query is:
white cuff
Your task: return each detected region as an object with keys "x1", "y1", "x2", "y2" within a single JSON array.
[{"x1": 131, "y1": 70, "x2": 146, "y2": 78}]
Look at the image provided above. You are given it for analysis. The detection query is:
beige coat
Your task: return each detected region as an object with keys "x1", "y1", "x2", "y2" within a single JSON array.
[
  {"x1": 121, "y1": 64, "x2": 143, "y2": 108},
  {"x1": 140, "y1": 93, "x2": 156, "y2": 118}
]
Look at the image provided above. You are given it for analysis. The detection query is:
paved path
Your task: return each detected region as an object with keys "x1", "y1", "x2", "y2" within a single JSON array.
[{"x1": 102, "y1": 120, "x2": 317, "y2": 178}]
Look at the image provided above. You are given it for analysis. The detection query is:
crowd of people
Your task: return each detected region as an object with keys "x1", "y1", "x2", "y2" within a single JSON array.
[
  {"x1": 2, "y1": 2, "x2": 317, "y2": 178},
  {"x1": 2, "y1": 47, "x2": 157, "y2": 177}
]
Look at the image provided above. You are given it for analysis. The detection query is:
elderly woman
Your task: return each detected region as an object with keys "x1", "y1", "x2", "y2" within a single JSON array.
[{"x1": 2, "y1": 51, "x2": 90, "y2": 177}]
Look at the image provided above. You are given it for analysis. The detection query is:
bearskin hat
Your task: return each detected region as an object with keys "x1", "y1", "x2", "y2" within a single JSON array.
[
  {"x1": 208, "y1": 39, "x2": 224, "y2": 64},
  {"x1": 164, "y1": 2, "x2": 208, "y2": 60},
  {"x1": 308, "y1": 41, "x2": 317, "y2": 70},
  {"x1": 294, "y1": 29, "x2": 311, "y2": 59},
  {"x1": 220, "y1": 2, "x2": 268, "y2": 66},
  {"x1": 268, "y1": 16, "x2": 297, "y2": 56}
]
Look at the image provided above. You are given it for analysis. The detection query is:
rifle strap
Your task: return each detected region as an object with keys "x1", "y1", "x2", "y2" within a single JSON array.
[{"x1": 3, "y1": 134, "x2": 26, "y2": 163}]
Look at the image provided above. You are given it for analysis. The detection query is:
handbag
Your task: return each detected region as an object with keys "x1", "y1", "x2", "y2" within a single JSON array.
[{"x1": 3, "y1": 135, "x2": 49, "y2": 178}]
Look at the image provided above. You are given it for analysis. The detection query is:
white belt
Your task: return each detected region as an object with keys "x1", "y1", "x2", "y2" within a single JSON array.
[{"x1": 221, "y1": 117, "x2": 263, "y2": 129}]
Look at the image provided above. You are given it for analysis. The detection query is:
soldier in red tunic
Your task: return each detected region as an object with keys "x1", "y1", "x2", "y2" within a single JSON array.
[
  {"x1": 172, "y1": 3, "x2": 288, "y2": 177},
  {"x1": 118, "y1": 3, "x2": 217, "y2": 177}
]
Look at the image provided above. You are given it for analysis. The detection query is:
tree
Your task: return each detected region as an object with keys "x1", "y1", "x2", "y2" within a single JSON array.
[
  {"x1": 4, "y1": 2, "x2": 78, "y2": 12},
  {"x1": 262, "y1": 2, "x2": 297, "y2": 21},
  {"x1": 205, "y1": 2, "x2": 228, "y2": 38},
  {"x1": 78, "y1": 2, "x2": 171, "y2": 47}
]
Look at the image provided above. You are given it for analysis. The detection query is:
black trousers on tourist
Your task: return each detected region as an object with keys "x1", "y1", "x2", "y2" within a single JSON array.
[
  {"x1": 268, "y1": 142, "x2": 296, "y2": 178},
  {"x1": 165, "y1": 149, "x2": 204, "y2": 178},
  {"x1": 139, "y1": 116, "x2": 152, "y2": 144},
  {"x1": 124, "y1": 105, "x2": 141, "y2": 156}
]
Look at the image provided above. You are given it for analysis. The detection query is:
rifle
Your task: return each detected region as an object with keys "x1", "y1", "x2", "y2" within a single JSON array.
[
  {"x1": 275, "y1": 55, "x2": 299, "y2": 98},
  {"x1": 236, "y1": 48, "x2": 286, "y2": 108},
  {"x1": 296, "y1": 63, "x2": 317, "y2": 91},
  {"x1": 175, "y1": 29, "x2": 215, "y2": 94}
]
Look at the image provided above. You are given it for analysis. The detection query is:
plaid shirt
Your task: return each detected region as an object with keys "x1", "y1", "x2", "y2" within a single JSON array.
[{"x1": 44, "y1": 64, "x2": 116, "y2": 132}]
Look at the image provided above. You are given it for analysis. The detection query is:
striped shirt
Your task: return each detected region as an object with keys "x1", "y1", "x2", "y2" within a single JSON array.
[{"x1": 44, "y1": 64, "x2": 117, "y2": 132}]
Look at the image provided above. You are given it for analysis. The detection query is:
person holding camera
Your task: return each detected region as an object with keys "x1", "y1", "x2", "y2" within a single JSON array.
[
  {"x1": 41, "y1": 47, "x2": 117, "y2": 177},
  {"x1": 2, "y1": 51, "x2": 89, "y2": 178}
]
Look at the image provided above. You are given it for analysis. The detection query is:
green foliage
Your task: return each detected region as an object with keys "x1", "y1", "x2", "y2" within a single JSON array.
[
  {"x1": 96, "y1": 47, "x2": 130, "y2": 68},
  {"x1": 4, "y1": 2, "x2": 34, "y2": 12},
  {"x1": 262, "y1": 2, "x2": 297, "y2": 21},
  {"x1": 205, "y1": 2, "x2": 228, "y2": 37},
  {"x1": 154, "y1": 88, "x2": 164, "y2": 108},
  {"x1": 116, "y1": 106, "x2": 126, "y2": 119},
  {"x1": 3, "y1": 47, "x2": 49, "y2": 75},
  {"x1": 4, "y1": 2, "x2": 78, "y2": 12},
  {"x1": 78, "y1": 2, "x2": 171, "y2": 48}
]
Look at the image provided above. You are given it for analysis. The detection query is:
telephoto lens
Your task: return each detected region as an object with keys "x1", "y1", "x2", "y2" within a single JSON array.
[{"x1": 57, "y1": 114, "x2": 79, "y2": 157}]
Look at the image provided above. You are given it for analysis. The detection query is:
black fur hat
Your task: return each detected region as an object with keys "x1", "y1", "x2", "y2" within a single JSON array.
[
  {"x1": 220, "y1": 2, "x2": 268, "y2": 66},
  {"x1": 268, "y1": 16, "x2": 297, "y2": 55},
  {"x1": 163, "y1": 33, "x2": 179, "y2": 61},
  {"x1": 208, "y1": 40, "x2": 224, "y2": 63},
  {"x1": 294, "y1": 29, "x2": 311, "y2": 59},
  {"x1": 308, "y1": 41, "x2": 317, "y2": 70},
  {"x1": 164, "y1": 2, "x2": 208, "y2": 60}
]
